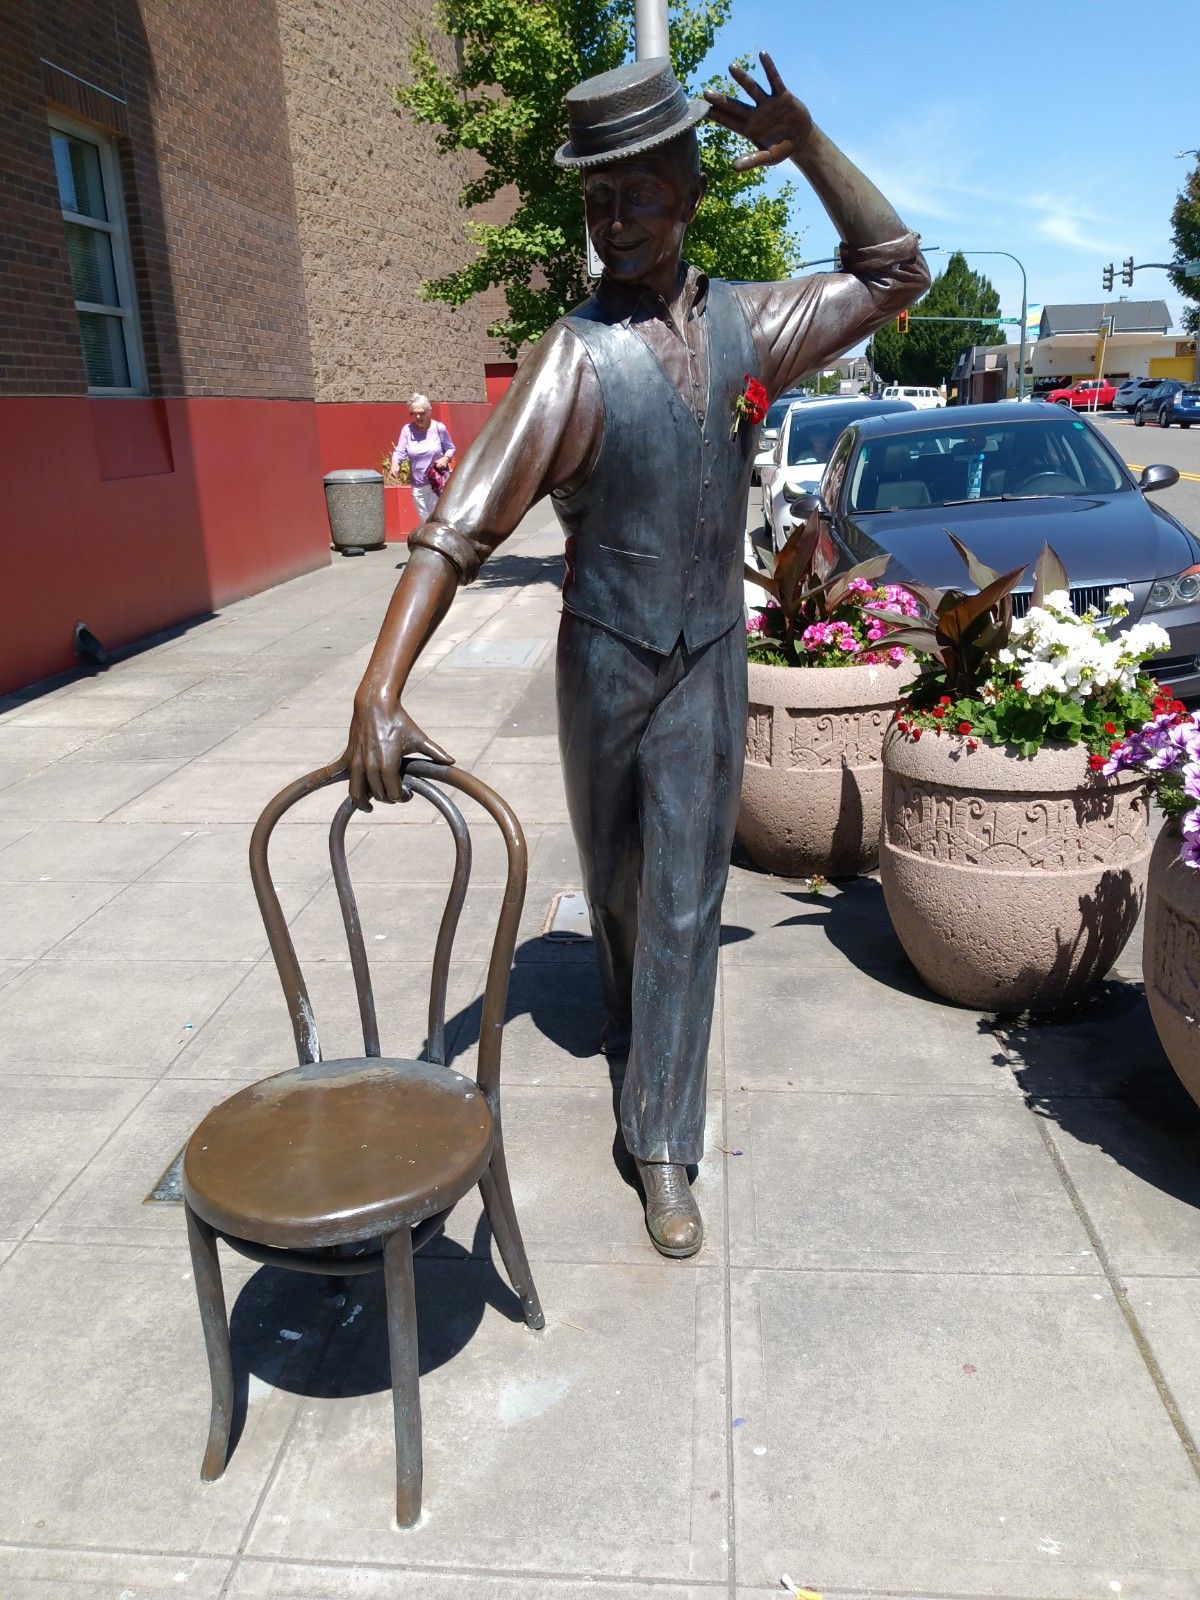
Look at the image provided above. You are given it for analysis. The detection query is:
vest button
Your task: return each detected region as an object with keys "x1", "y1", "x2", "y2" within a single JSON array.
[{"x1": 703, "y1": 477, "x2": 711, "y2": 487}]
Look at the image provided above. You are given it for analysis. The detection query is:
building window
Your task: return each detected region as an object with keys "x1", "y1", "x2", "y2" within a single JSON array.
[{"x1": 49, "y1": 115, "x2": 145, "y2": 394}]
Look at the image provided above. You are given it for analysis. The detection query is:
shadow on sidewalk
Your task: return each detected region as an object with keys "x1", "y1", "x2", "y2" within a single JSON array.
[
  {"x1": 217, "y1": 1210, "x2": 523, "y2": 1462},
  {"x1": 999, "y1": 976, "x2": 1200, "y2": 1216},
  {"x1": 472, "y1": 552, "x2": 565, "y2": 591}
]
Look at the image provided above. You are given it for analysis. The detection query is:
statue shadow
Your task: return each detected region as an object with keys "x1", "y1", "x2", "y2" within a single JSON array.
[
  {"x1": 219, "y1": 1208, "x2": 522, "y2": 1463},
  {"x1": 472, "y1": 551, "x2": 565, "y2": 592},
  {"x1": 441, "y1": 931, "x2": 752, "y2": 1195}
]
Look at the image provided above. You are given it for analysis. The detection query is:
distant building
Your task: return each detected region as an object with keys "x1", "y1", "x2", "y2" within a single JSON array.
[
  {"x1": 951, "y1": 299, "x2": 1196, "y2": 403},
  {"x1": 0, "y1": 0, "x2": 502, "y2": 691}
]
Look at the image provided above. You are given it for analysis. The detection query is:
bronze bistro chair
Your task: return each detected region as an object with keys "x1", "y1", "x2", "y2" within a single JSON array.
[{"x1": 181, "y1": 757, "x2": 544, "y2": 1526}]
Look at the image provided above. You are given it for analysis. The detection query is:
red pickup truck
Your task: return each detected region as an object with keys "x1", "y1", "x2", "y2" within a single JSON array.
[{"x1": 1045, "y1": 378, "x2": 1117, "y2": 410}]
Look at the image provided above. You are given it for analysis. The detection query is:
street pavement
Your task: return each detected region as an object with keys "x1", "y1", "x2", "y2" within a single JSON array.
[
  {"x1": 1090, "y1": 408, "x2": 1200, "y2": 533},
  {"x1": 2, "y1": 501, "x2": 1200, "y2": 1597}
]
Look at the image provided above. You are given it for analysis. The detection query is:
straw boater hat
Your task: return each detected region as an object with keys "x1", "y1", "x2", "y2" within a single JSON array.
[{"x1": 554, "y1": 57, "x2": 710, "y2": 169}]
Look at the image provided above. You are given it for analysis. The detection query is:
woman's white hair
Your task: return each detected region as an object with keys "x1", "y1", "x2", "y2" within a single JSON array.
[{"x1": 409, "y1": 392, "x2": 431, "y2": 410}]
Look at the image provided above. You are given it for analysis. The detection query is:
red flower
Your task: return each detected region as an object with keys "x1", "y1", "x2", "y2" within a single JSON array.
[
  {"x1": 912, "y1": 727, "x2": 923, "y2": 741},
  {"x1": 932, "y1": 706, "x2": 946, "y2": 720},
  {"x1": 1014, "y1": 679, "x2": 1023, "y2": 691},
  {"x1": 938, "y1": 695, "x2": 952, "y2": 705},
  {"x1": 957, "y1": 720, "x2": 972, "y2": 735},
  {"x1": 1103, "y1": 721, "x2": 1117, "y2": 735},
  {"x1": 966, "y1": 738, "x2": 979, "y2": 752},
  {"x1": 1088, "y1": 753, "x2": 1105, "y2": 771},
  {"x1": 896, "y1": 719, "x2": 908, "y2": 732},
  {"x1": 731, "y1": 374, "x2": 769, "y2": 434}
]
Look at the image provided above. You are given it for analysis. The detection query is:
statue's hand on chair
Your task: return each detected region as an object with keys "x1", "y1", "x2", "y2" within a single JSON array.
[{"x1": 346, "y1": 694, "x2": 453, "y2": 806}]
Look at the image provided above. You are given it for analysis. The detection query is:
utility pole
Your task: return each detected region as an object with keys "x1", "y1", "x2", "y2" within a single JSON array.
[{"x1": 634, "y1": 0, "x2": 669, "y2": 58}]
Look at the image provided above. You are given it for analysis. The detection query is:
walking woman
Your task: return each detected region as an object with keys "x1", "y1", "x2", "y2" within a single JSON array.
[{"x1": 389, "y1": 393, "x2": 455, "y2": 523}]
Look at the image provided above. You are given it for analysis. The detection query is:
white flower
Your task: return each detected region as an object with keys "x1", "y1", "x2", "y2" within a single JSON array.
[
  {"x1": 997, "y1": 647, "x2": 1016, "y2": 665},
  {"x1": 1043, "y1": 589, "x2": 1072, "y2": 613},
  {"x1": 1106, "y1": 586, "x2": 1134, "y2": 609},
  {"x1": 1121, "y1": 621, "x2": 1171, "y2": 658}
]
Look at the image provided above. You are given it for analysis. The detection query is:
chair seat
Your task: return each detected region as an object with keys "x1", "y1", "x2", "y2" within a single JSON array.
[{"x1": 183, "y1": 1056, "x2": 494, "y2": 1250}]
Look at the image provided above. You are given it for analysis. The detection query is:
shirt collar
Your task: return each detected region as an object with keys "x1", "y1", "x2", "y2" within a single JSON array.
[{"x1": 596, "y1": 261, "x2": 709, "y2": 326}]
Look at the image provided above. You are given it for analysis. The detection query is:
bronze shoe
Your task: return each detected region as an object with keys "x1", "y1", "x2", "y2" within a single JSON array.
[{"x1": 635, "y1": 1159, "x2": 702, "y2": 1258}]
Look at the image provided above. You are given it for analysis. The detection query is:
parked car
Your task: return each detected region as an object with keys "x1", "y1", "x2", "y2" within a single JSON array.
[
  {"x1": 1133, "y1": 380, "x2": 1185, "y2": 425},
  {"x1": 758, "y1": 396, "x2": 915, "y2": 553},
  {"x1": 1115, "y1": 377, "x2": 1161, "y2": 413},
  {"x1": 881, "y1": 383, "x2": 943, "y2": 410},
  {"x1": 1155, "y1": 384, "x2": 1200, "y2": 428},
  {"x1": 752, "y1": 390, "x2": 806, "y2": 484},
  {"x1": 813, "y1": 402, "x2": 1200, "y2": 697},
  {"x1": 1046, "y1": 377, "x2": 1117, "y2": 409}
]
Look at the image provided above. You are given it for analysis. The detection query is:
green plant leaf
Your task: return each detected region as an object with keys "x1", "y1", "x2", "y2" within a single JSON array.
[{"x1": 1030, "y1": 543, "x2": 1069, "y2": 610}]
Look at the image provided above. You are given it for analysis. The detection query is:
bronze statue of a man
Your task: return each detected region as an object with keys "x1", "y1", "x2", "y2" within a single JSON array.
[{"x1": 347, "y1": 53, "x2": 928, "y2": 1257}]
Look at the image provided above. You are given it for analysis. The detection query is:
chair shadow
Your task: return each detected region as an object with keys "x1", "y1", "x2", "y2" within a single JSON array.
[{"x1": 222, "y1": 1209, "x2": 522, "y2": 1461}]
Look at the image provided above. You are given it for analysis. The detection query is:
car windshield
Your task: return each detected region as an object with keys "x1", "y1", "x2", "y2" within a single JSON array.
[
  {"x1": 847, "y1": 417, "x2": 1127, "y2": 513},
  {"x1": 786, "y1": 416, "x2": 842, "y2": 466},
  {"x1": 763, "y1": 399, "x2": 792, "y2": 431}
]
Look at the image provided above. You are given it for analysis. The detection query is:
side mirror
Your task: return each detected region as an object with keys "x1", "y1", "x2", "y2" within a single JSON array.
[
  {"x1": 1140, "y1": 463, "x2": 1180, "y2": 494},
  {"x1": 784, "y1": 490, "x2": 821, "y2": 520}
]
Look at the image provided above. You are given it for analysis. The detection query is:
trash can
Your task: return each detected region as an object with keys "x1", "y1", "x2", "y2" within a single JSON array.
[{"x1": 323, "y1": 468, "x2": 386, "y2": 556}]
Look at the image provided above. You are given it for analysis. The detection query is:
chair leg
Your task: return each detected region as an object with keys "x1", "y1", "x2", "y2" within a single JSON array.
[
  {"x1": 184, "y1": 1203, "x2": 234, "y2": 1482},
  {"x1": 480, "y1": 1123, "x2": 545, "y2": 1331},
  {"x1": 382, "y1": 1227, "x2": 423, "y2": 1528}
]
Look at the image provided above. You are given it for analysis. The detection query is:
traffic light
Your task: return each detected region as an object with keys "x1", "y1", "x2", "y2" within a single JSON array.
[
  {"x1": 1102, "y1": 262, "x2": 1114, "y2": 292},
  {"x1": 1121, "y1": 256, "x2": 1135, "y2": 287},
  {"x1": 896, "y1": 310, "x2": 909, "y2": 334}
]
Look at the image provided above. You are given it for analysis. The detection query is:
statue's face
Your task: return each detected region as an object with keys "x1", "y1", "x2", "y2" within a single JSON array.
[{"x1": 582, "y1": 154, "x2": 703, "y2": 289}]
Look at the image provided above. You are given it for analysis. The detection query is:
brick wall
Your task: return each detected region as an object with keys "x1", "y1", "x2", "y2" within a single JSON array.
[
  {"x1": 1, "y1": 0, "x2": 314, "y2": 399},
  {"x1": 277, "y1": 0, "x2": 491, "y2": 405}
]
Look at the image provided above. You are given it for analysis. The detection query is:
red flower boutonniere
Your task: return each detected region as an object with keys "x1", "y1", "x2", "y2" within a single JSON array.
[{"x1": 730, "y1": 373, "x2": 769, "y2": 438}]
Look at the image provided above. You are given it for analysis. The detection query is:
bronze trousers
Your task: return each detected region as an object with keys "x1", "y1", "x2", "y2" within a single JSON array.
[{"x1": 555, "y1": 609, "x2": 747, "y2": 1164}]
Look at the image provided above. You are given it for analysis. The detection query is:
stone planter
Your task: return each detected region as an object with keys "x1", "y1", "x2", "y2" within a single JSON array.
[
  {"x1": 1143, "y1": 823, "x2": 1200, "y2": 1108},
  {"x1": 737, "y1": 658, "x2": 916, "y2": 877},
  {"x1": 880, "y1": 730, "x2": 1150, "y2": 1012}
]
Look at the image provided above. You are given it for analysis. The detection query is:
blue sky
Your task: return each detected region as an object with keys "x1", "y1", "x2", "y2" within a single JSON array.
[{"x1": 695, "y1": 0, "x2": 1198, "y2": 332}]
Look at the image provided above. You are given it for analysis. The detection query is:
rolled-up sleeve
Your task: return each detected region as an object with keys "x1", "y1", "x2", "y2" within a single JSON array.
[
  {"x1": 735, "y1": 231, "x2": 930, "y2": 399},
  {"x1": 409, "y1": 325, "x2": 600, "y2": 584}
]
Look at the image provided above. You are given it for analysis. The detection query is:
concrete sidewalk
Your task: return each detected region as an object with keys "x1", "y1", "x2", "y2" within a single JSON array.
[{"x1": 2, "y1": 503, "x2": 1200, "y2": 1599}]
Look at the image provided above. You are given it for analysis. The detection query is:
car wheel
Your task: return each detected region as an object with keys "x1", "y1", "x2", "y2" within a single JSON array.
[
  {"x1": 1183, "y1": 423, "x2": 1192, "y2": 430},
  {"x1": 1134, "y1": 407, "x2": 1145, "y2": 426},
  {"x1": 1054, "y1": 398, "x2": 1072, "y2": 407},
  {"x1": 1160, "y1": 409, "x2": 1171, "y2": 428}
]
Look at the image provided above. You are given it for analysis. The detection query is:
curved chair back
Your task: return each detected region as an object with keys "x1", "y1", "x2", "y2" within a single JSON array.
[{"x1": 248, "y1": 759, "x2": 527, "y2": 1101}]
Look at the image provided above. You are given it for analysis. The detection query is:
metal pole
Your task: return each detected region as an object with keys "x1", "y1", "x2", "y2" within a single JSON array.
[{"x1": 634, "y1": 0, "x2": 669, "y2": 59}]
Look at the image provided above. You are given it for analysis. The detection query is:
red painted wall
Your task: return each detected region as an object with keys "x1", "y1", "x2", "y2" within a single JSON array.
[
  {"x1": 0, "y1": 396, "x2": 330, "y2": 692},
  {"x1": 315, "y1": 400, "x2": 493, "y2": 542}
]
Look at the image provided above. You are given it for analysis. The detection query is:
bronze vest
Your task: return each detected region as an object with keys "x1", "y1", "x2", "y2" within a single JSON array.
[{"x1": 553, "y1": 277, "x2": 758, "y2": 655}]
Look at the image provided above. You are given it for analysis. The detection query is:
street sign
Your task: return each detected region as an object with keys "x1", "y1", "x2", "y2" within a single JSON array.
[{"x1": 586, "y1": 230, "x2": 603, "y2": 280}]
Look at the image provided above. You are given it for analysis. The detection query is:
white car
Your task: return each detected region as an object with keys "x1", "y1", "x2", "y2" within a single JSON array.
[
  {"x1": 881, "y1": 384, "x2": 944, "y2": 411},
  {"x1": 759, "y1": 397, "x2": 916, "y2": 552},
  {"x1": 752, "y1": 390, "x2": 807, "y2": 483}
]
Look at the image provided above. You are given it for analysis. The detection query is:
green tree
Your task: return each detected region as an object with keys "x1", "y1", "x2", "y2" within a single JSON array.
[
  {"x1": 869, "y1": 251, "x2": 1003, "y2": 386},
  {"x1": 396, "y1": 0, "x2": 802, "y2": 353},
  {"x1": 1168, "y1": 154, "x2": 1200, "y2": 335}
]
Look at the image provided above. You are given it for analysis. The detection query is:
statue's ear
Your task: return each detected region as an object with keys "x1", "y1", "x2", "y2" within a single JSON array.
[{"x1": 688, "y1": 172, "x2": 708, "y2": 222}]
